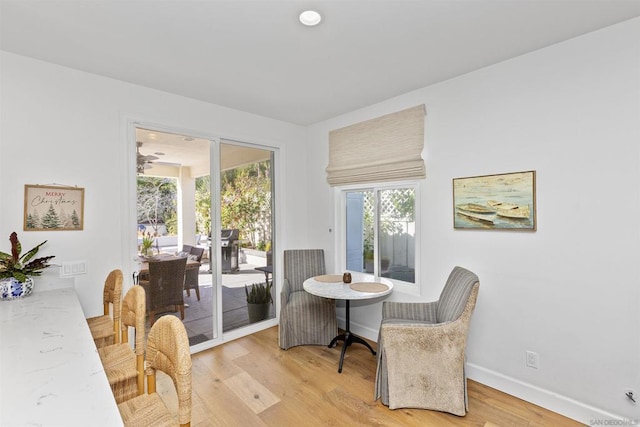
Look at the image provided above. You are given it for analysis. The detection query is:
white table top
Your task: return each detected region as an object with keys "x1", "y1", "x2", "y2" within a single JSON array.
[
  {"x1": 0, "y1": 287, "x2": 123, "y2": 426},
  {"x1": 303, "y1": 272, "x2": 393, "y2": 300}
]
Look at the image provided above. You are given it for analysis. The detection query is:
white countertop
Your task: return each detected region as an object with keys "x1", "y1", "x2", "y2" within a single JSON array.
[
  {"x1": 303, "y1": 272, "x2": 393, "y2": 300},
  {"x1": 0, "y1": 287, "x2": 123, "y2": 426}
]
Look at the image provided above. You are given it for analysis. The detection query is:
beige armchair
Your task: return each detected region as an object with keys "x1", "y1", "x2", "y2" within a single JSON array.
[
  {"x1": 279, "y1": 249, "x2": 338, "y2": 350},
  {"x1": 374, "y1": 266, "x2": 480, "y2": 416}
]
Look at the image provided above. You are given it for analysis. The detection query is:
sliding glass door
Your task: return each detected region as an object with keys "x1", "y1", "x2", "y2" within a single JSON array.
[
  {"x1": 219, "y1": 140, "x2": 275, "y2": 332},
  {"x1": 133, "y1": 126, "x2": 276, "y2": 348}
]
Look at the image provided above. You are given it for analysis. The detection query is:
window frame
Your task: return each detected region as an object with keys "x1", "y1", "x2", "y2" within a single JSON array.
[{"x1": 335, "y1": 180, "x2": 421, "y2": 296}]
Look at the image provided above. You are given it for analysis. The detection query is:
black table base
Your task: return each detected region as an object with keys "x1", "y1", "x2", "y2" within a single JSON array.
[{"x1": 328, "y1": 300, "x2": 376, "y2": 373}]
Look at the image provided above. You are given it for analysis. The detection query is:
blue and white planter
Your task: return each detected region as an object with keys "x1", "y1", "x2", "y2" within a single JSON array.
[{"x1": 0, "y1": 277, "x2": 35, "y2": 300}]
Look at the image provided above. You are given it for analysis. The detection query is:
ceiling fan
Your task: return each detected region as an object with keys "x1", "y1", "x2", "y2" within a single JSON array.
[{"x1": 136, "y1": 141, "x2": 159, "y2": 174}]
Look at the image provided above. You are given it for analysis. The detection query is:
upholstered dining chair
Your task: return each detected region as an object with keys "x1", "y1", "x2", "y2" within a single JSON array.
[
  {"x1": 98, "y1": 285, "x2": 146, "y2": 403},
  {"x1": 279, "y1": 249, "x2": 338, "y2": 350},
  {"x1": 117, "y1": 315, "x2": 192, "y2": 427},
  {"x1": 184, "y1": 246, "x2": 204, "y2": 301},
  {"x1": 87, "y1": 269, "x2": 123, "y2": 348},
  {"x1": 141, "y1": 257, "x2": 187, "y2": 327},
  {"x1": 374, "y1": 266, "x2": 480, "y2": 416}
]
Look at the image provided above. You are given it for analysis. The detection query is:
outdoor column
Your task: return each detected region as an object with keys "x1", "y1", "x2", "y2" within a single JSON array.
[{"x1": 178, "y1": 166, "x2": 197, "y2": 248}]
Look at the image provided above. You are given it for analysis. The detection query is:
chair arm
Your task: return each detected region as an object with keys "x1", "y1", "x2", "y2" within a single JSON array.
[
  {"x1": 281, "y1": 278, "x2": 291, "y2": 306},
  {"x1": 382, "y1": 301, "x2": 438, "y2": 322}
]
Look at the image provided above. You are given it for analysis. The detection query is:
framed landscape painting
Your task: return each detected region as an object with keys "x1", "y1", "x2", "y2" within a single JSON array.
[
  {"x1": 453, "y1": 171, "x2": 536, "y2": 231},
  {"x1": 24, "y1": 185, "x2": 84, "y2": 231}
]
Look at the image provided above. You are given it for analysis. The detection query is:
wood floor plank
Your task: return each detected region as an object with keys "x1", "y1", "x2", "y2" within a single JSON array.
[
  {"x1": 224, "y1": 371, "x2": 281, "y2": 414},
  {"x1": 189, "y1": 326, "x2": 583, "y2": 426}
]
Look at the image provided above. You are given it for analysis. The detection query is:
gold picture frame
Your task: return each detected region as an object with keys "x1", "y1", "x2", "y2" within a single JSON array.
[
  {"x1": 24, "y1": 185, "x2": 85, "y2": 231},
  {"x1": 453, "y1": 171, "x2": 536, "y2": 231}
]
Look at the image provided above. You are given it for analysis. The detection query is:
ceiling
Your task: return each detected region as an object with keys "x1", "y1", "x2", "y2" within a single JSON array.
[
  {"x1": 136, "y1": 127, "x2": 271, "y2": 177},
  {"x1": 2, "y1": 1, "x2": 640, "y2": 126}
]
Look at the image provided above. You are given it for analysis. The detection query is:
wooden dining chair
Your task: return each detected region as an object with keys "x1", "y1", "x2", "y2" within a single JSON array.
[
  {"x1": 87, "y1": 269, "x2": 123, "y2": 348},
  {"x1": 118, "y1": 315, "x2": 192, "y2": 427},
  {"x1": 141, "y1": 257, "x2": 187, "y2": 327},
  {"x1": 98, "y1": 285, "x2": 146, "y2": 403}
]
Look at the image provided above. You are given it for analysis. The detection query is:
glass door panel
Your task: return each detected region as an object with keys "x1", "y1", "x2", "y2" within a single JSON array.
[{"x1": 219, "y1": 141, "x2": 275, "y2": 332}]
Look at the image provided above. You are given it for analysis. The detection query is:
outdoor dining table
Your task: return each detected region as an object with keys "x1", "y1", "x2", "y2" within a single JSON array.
[
  {"x1": 138, "y1": 253, "x2": 201, "y2": 276},
  {"x1": 303, "y1": 272, "x2": 393, "y2": 373}
]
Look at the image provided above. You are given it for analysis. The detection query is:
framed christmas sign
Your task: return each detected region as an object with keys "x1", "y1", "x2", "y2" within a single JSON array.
[{"x1": 23, "y1": 184, "x2": 84, "y2": 231}]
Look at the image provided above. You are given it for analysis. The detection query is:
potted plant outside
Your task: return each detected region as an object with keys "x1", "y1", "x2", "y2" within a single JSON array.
[
  {"x1": 245, "y1": 281, "x2": 272, "y2": 323},
  {"x1": 140, "y1": 231, "x2": 155, "y2": 257},
  {"x1": 0, "y1": 232, "x2": 55, "y2": 300}
]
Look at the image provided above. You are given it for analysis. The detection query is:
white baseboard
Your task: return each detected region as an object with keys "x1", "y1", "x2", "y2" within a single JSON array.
[{"x1": 466, "y1": 363, "x2": 624, "y2": 424}]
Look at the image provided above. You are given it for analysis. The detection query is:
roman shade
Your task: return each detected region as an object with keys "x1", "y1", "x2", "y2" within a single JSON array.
[{"x1": 326, "y1": 105, "x2": 426, "y2": 186}]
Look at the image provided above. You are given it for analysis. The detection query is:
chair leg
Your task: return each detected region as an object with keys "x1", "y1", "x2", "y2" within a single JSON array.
[
  {"x1": 186, "y1": 289, "x2": 191, "y2": 297},
  {"x1": 179, "y1": 304, "x2": 184, "y2": 319},
  {"x1": 195, "y1": 286, "x2": 200, "y2": 301}
]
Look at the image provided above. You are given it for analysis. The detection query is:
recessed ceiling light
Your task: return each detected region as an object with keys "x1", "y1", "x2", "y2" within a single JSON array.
[{"x1": 299, "y1": 10, "x2": 322, "y2": 26}]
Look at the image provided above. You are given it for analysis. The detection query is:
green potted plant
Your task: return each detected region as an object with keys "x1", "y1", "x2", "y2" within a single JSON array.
[
  {"x1": 245, "y1": 281, "x2": 272, "y2": 323},
  {"x1": 0, "y1": 232, "x2": 55, "y2": 300}
]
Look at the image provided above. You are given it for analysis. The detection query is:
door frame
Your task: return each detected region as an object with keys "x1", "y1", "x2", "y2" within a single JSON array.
[{"x1": 122, "y1": 118, "x2": 281, "y2": 351}]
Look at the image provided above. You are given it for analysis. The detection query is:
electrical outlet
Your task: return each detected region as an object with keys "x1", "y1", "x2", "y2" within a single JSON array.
[
  {"x1": 525, "y1": 350, "x2": 539, "y2": 369},
  {"x1": 59, "y1": 261, "x2": 88, "y2": 278}
]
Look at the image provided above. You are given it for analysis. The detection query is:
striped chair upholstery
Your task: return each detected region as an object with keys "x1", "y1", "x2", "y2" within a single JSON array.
[
  {"x1": 279, "y1": 249, "x2": 338, "y2": 350},
  {"x1": 374, "y1": 266, "x2": 480, "y2": 416}
]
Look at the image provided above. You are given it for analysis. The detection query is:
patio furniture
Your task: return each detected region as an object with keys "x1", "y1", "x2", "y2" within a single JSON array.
[
  {"x1": 140, "y1": 257, "x2": 188, "y2": 326},
  {"x1": 374, "y1": 266, "x2": 480, "y2": 416},
  {"x1": 185, "y1": 246, "x2": 205, "y2": 300},
  {"x1": 279, "y1": 249, "x2": 337, "y2": 350}
]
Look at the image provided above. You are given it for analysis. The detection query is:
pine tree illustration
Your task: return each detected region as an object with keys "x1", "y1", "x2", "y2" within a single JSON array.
[
  {"x1": 42, "y1": 204, "x2": 61, "y2": 229},
  {"x1": 25, "y1": 214, "x2": 37, "y2": 229},
  {"x1": 71, "y1": 210, "x2": 80, "y2": 228}
]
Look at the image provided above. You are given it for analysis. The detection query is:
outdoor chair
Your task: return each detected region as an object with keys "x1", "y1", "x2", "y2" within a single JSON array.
[
  {"x1": 140, "y1": 257, "x2": 187, "y2": 326},
  {"x1": 87, "y1": 269, "x2": 123, "y2": 348},
  {"x1": 279, "y1": 249, "x2": 337, "y2": 350},
  {"x1": 374, "y1": 266, "x2": 480, "y2": 416},
  {"x1": 184, "y1": 246, "x2": 205, "y2": 301}
]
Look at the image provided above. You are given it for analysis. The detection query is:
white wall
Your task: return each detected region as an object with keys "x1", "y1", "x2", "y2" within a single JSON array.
[
  {"x1": 2, "y1": 16, "x2": 639, "y2": 424},
  {"x1": 0, "y1": 51, "x2": 308, "y2": 318},
  {"x1": 307, "y1": 18, "x2": 640, "y2": 423}
]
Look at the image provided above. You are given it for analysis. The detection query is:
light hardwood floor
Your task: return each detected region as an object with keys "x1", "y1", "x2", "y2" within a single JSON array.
[{"x1": 187, "y1": 326, "x2": 583, "y2": 426}]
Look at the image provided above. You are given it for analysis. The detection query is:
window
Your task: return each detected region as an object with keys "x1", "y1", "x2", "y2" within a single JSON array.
[{"x1": 344, "y1": 185, "x2": 416, "y2": 284}]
